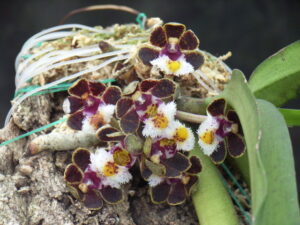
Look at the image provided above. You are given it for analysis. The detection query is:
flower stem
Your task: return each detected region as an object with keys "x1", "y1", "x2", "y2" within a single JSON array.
[
  {"x1": 176, "y1": 110, "x2": 207, "y2": 124},
  {"x1": 190, "y1": 145, "x2": 239, "y2": 225}
]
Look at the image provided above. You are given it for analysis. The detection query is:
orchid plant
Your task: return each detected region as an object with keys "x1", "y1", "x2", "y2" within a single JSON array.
[{"x1": 19, "y1": 17, "x2": 299, "y2": 225}]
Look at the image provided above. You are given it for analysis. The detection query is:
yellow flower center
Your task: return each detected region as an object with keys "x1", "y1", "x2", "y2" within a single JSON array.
[
  {"x1": 167, "y1": 60, "x2": 181, "y2": 73},
  {"x1": 174, "y1": 127, "x2": 189, "y2": 142},
  {"x1": 113, "y1": 149, "x2": 131, "y2": 166},
  {"x1": 200, "y1": 130, "x2": 215, "y2": 145},
  {"x1": 145, "y1": 104, "x2": 158, "y2": 118},
  {"x1": 103, "y1": 162, "x2": 118, "y2": 177},
  {"x1": 159, "y1": 138, "x2": 176, "y2": 147},
  {"x1": 152, "y1": 114, "x2": 169, "y2": 129}
]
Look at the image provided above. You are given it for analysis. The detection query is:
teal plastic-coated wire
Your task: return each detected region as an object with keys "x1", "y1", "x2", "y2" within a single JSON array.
[
  {"x1": 221, "y1": 177, "x2": 252, "y2": 225},
  {"x1": 0, "y1": 118, "x2": 67, "y2": 147},
  {"x1": 136, "y1": 13, "x2": 147, "y2": 30},
  {"x1": 221, "y1": 163, "x2": 251, "y2": 204}
]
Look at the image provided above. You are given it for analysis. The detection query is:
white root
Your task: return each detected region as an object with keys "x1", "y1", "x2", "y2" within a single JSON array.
[{"x1": 29, "y1": 131, "x2": 99, "y2": 155}]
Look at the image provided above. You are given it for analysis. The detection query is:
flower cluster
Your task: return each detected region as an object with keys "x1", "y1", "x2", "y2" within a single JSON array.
[
  {"x1": 138, "y1": 23, "x2": 204, "y2": 76},
  {"x1": 197, "y1": 98, "x2": 246, "y2": 164},
  {"x1": 64, "y1": 78, "x2": 202, "y2": 208}
]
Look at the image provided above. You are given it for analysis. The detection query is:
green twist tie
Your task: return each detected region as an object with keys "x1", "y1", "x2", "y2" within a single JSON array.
[
  {"x1": 0, "y1": 118, "x2": 67, "y2": 147},
  {"x1": 136, "y1": 13, "x2": 147, "y2": 30}
]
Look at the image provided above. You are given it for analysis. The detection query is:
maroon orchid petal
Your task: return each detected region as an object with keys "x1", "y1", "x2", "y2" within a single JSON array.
[
  {"x1": 164, "y1": 23, "x2": 186, "y2": 38},
  {"x1": 67, "y1": 110, "x2": 84, "y2": 130},
  {"x1": 185, "y1": 175, "x2": 198, "y2": 195},
  {"x1": 102, "y1": 86, "x2": 121, "y2": 105},
  {"x1": 186, "y1": 156, "x2": 202, "y2": 174},
  {"x1": 150, "y1": 182, "x2": 171, "y2": 204},
  {"x1": 65, "y1": 96, "x2": 84, "y2": 114},
  {"x1": 227, "y1": 110, "x2": 243, "y2": 135},
  {"x1": 184, "y1": 51, "x2": 204, "y2": 70},
  {"x1": 151, "y1": 138, "x2": 177, "y2": 160},
  {"x1": 210, "y1": 141, "x2": 227, "y2": 164},
  {"x1": 138, "y1": 47, "x2": 160, "y2": 66},
  {"x1": 83, "y1": 190, "x2": 103, "y2": 210},
  {"x1": 72, "y1": 148, "x2": 91, "y2": 171},
  {"x1": 116, "y1": 98, "x2": 133, "y2": 119},
  {"x1": 88, "y1": 81, "x2": 106, "y2": 97},
  {"x1": 120, "y1": 108, "x2": 140, "y2": 134},
  {"x1": 150, "y1": 26, "x2": 167, "y2": 47},
  {"x1": 207, "y1": 98, "x2": 226, "y2": 116},
  {"x1": 227, "y1": 132, "x2": 246, "y2": 158},
  {"x1": 162, "y1": 152, "x2": 191, "y2": 172},
  {"x1": 139, "y1": 79, "x2": 159, "y2": 93},
  {"x1": 96, "y1": 126, "x2": 125, "y2": 142},
  {"x1": 64, "y1": 164, "x2": 83, "y2": 184},
  {"x1": 100, "y1": 186, "x2": 123, "y2": 204},
  {"x1": 68, "y1": 79, "x2": 89, "y2": 98},
  {"x1": 167, "y1": 182, "x2": 187, "y2": 205},
  {"x1": 150, "y1": 78, "x2": 176, "y2": 98},
  {"x1": 179, "y1": 30, "x2": 199, "y2": 50}
]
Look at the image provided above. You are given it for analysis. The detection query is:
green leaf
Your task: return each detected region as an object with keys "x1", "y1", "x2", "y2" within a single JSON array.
[
  {"x1": 220, "y1": 69, "x2": 300, "y2": 225},
  {"x1": 190, "y1": 146, "x2": 239, "y2": 225},
  {"x1": 255, "y1": 99, "x2": 300, "y2": 225},
  {"x1": 279, "y1": 108, "x2": 300, "y2": 127},
  {"x1": 249, "y1": 41, "x2": 300, "y2": 106}
]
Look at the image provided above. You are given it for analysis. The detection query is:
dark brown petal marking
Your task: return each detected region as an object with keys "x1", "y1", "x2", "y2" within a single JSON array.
[
  {"x1": 227, "y1": 110, "x2": 243, "y2": 135},
  {"x1": 227, "y1": 132, "x2": 246, "y2": 158},
  {"x1": 96, "y1": 126, "x2": 125, "y2": 142},
  {"x1": 138, "y1": 47, "x2": 160, "y2": 66},
  {"x1": 88, "y1": 81, "x2": 106, "y2": 97},
  {"x1": 64, "y1": 164, "x2": 83, "y2": 184},
  {"x1": 139, "y1": 79, "x2": 159, "y2": 93},
  {"x1": 67, "y1": 96, "x2": 84, "y2": 113},
  {"x1": 83, "y1": 190, "x2": 103, "y2": 209},
  {"x1": 186, "y1": 156, "x2": 202, "y2": 174},
  {"x1": 207, "y1": 98, "x2": 226, "y2": 117},
  {"x1": 150, "y1": 182, "x2": 171, "y2": 203},
  {"x1": 167, "y1": 182, "x2": 186, "y2": 205},
  {"x1": 67, "y1": 110, "x2": 84, "y2": 130},
  {"x1": 150, "y1": 26, "x2": 167, "y2": 47},
  {"x1": 210, "y1": 141, "x2": 227, "y2": 164},
  {"x1": 150, "y1": 79, "x2": 176, "y2": 98},
  {"x1": 184, "y1": 51, "x2": 204, "y2": 70},
  {"x1": 102, "y1": 86, "x2": 122, "y2": 105},
  {"x1": 161, "y1": 152, "x2": 191, "y2": 177},
  {"x1": 116, "y1": 98, "x2": 133, "y2": 118},
  {"x1": 100, "y1": 186, "x2": 123, "y2": 204},
  {"x1": 68, "y1": 79, "x2": 89, "y2": 98},
  {"x1": 179, "y1": 30, "x2": 199, "y2": 50},
  {"x1": 72, "y1": 148, "x2": 91, "y2": 171},
  {"x1": 120, "y1": 108, "x2": 140, "y2": 134},
  {"x1": 185, "y1": 175, "x2": 198, "y2": 195},
  {"x1": 164, "y1": 23, "x2": 186, "y2": 38}
]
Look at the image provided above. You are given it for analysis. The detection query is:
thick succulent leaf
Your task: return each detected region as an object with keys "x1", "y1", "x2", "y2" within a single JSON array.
[
  {"x1": 100, "y1": 186, "x2": 123, "y2": 204},
  {"x1": 249, "y1": 41, "x2": 300, "y2": 106},
  {"x1": 64, "y1": 164, "x2": 83, "y2": 184},
  {"x1": 72, "y1": 148, "x2": 91, "y2": 171},
  {"x1": 221, "y1": 70, "x2": 300, "y2": 225},
  {"x1": 279, "y1": 108, "x2": 300, "y2": 127},
  {"x1": 83, "y1": 190, "x2": 103, "y2": 210},
  {"x1": 150, "y1": 182, "x2": 170, "y2": 204},
  {"x1": 190, "y1": 145, "x2": 239, "y2": 225}
]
